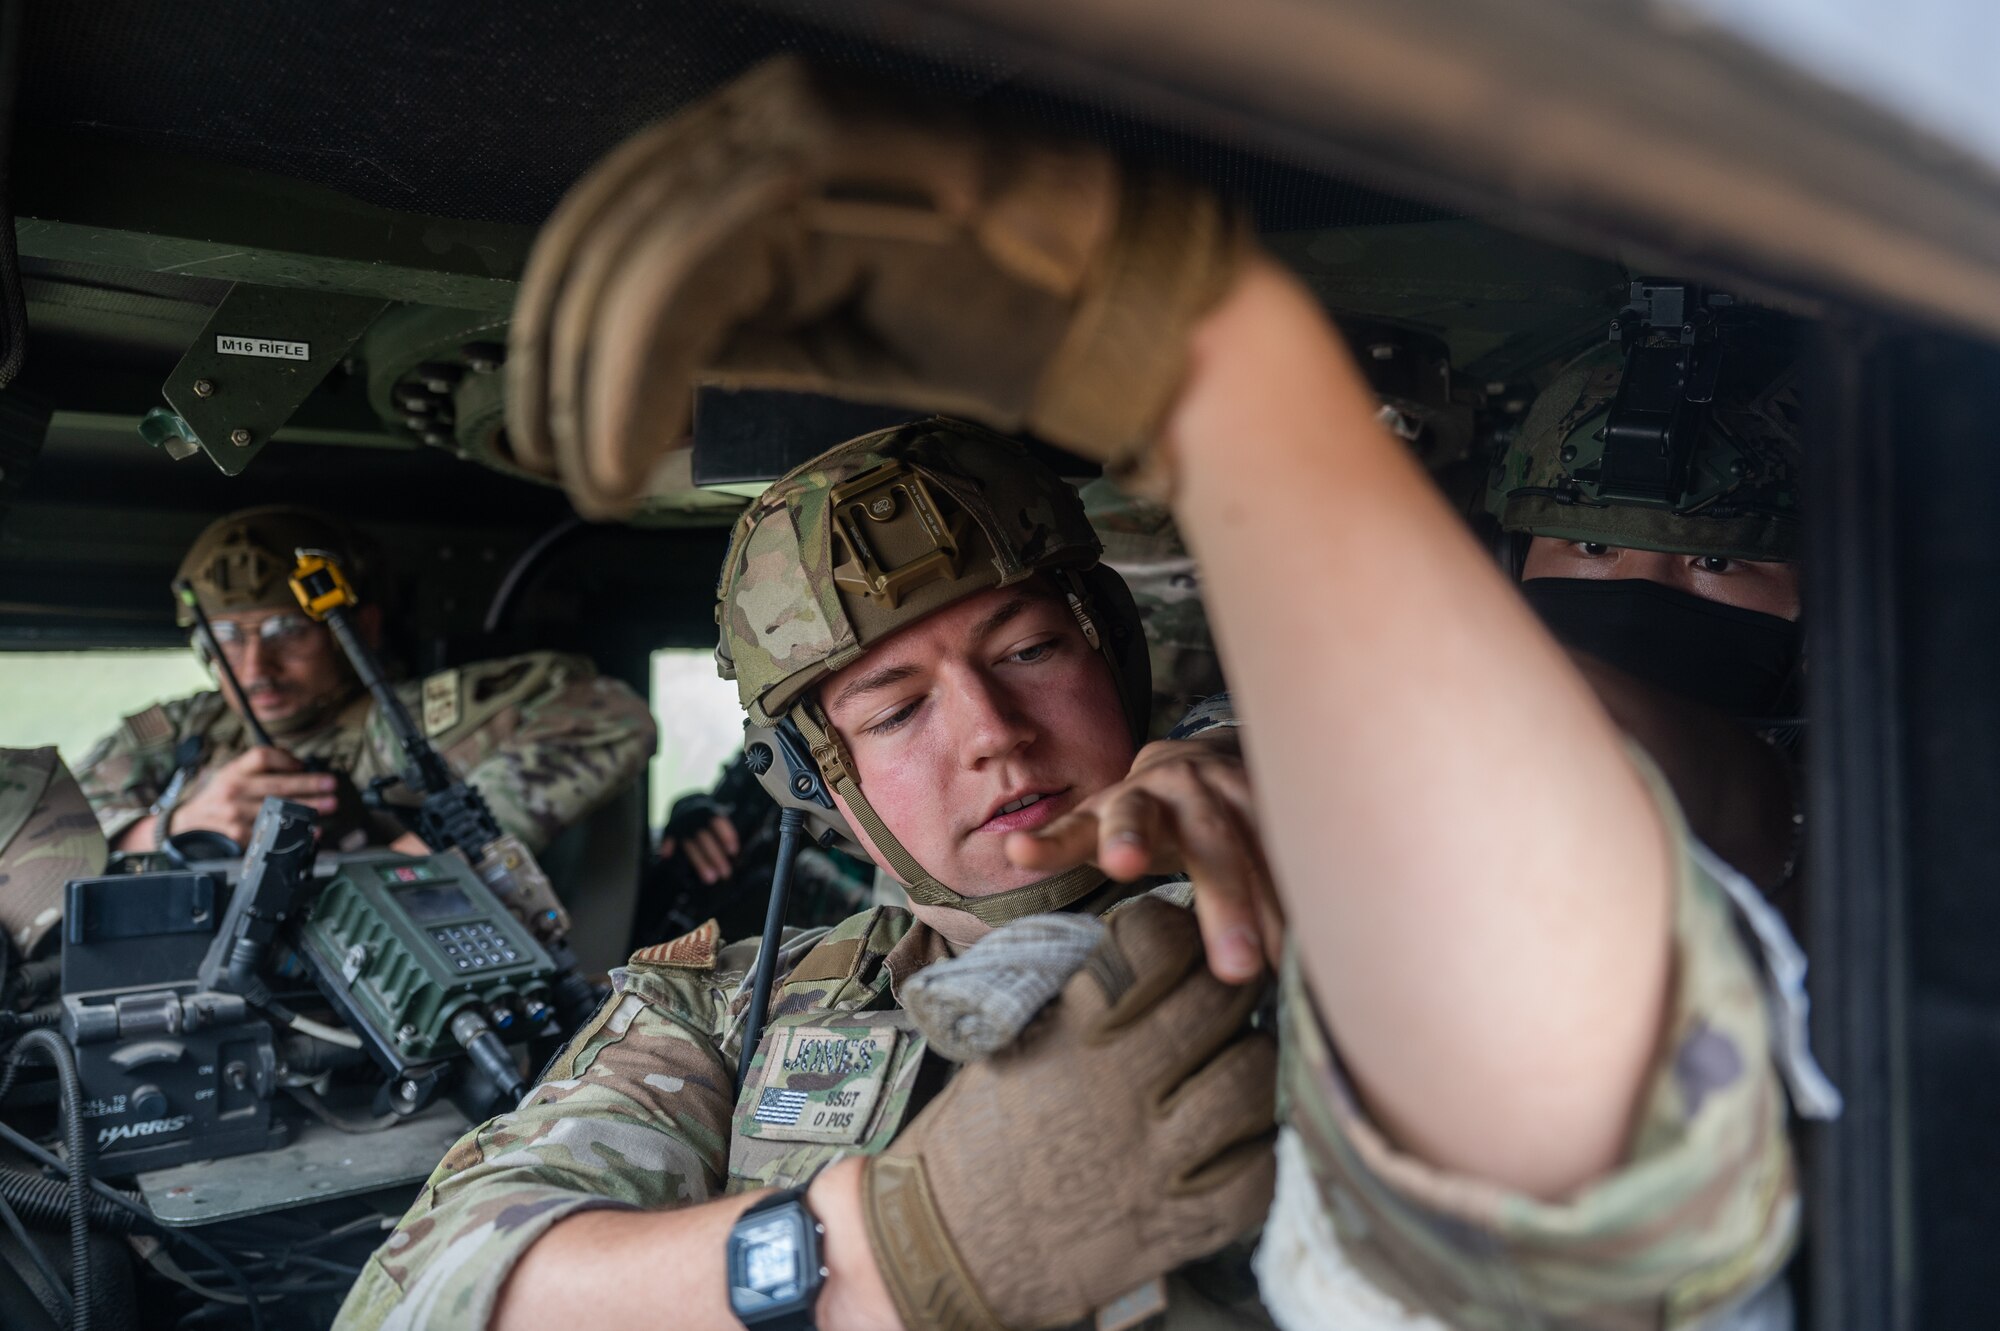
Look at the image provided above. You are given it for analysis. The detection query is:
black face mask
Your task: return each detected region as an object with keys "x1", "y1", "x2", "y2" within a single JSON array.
[{"x1": 1519, "y1": 577, "x2": 1802, "y2": 720}]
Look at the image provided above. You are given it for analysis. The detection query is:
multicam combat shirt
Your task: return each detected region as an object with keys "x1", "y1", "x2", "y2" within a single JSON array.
[
  {"x1": 73, "y1": 651, "x2": 654, "y2": 855},
  {"x1": 337, "y1": 762, "x2": 1820, "y2": 1331},
  {"x1": 0, "y1": 747, "x2": 107, "y2": 957},
  {"x1": 1256, "y1": 751, "x2": 1828, "y2": 1331}
]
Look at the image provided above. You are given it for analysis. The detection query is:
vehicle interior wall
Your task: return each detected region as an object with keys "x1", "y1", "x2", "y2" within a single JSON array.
[{"x1": 1868, "y1": 332, "x2": 2000, "y2": 1328}]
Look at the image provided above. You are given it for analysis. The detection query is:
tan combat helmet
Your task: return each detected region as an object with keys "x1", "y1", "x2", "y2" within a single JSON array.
[
  {"x1": 1488, "y1": 333, "x2": 1804, "y2": 563},
  {"x1": 0, "y1": 749, "x2": 106, "y2": 960},
  {"x1": 174, "y1": 506, "x2": 377, "y2": 627},
  {"x1": 717, "y1": 417, "x2": 1151, "y2": 926}
]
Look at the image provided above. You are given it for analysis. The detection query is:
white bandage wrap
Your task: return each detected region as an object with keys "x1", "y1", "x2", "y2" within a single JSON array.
[{"x1": 1253, "y1": 1127, "x2": 1448, "y2": 1331}]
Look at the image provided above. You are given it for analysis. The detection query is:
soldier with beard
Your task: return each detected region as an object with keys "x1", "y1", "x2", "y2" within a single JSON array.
[{"x1": 74, "y1": 506, "x2": 656, "y2": 861}]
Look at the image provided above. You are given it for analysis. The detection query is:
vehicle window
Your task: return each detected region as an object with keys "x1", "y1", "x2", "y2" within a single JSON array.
[
  {"x1": 0, "y1": 650, "x2": 209, "y2": 760},
  {"x1": 648, "y1": 647, "x2": 748, "y2": 828}
]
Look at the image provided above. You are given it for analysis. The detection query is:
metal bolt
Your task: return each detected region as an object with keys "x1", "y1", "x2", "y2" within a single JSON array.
[
  {"x1": 403, "y1": 415, "x2": 429, "y2": 431},
  {"x1": 193, "y1": 378, "x2": 216, "y2": 398},
  {"x1": 398, "y1": 1079, "x2": 420, "y2": 1100},
  {"x1": 793, "y1": 774, "x2": 813, "y2": 795},
  {"x1": 396, "y1": 1024, "x2": 418, "y2": 1047},
  {"x1": 1368, "y1": 343, "x2": 1396, "y2": 360},
  {"x1": 462, "y1": 341, "x2": 505, "y2": 372},
  {"x1": 1485, "y1": 381, "x2": 1507, "y2": 396},
  {"x1": 416, "y1": 361, "x2": 463, "y2": 393},
  {"x1": 421, "y1": 431, "x2": 451, "y2": 448},
  {"x1": 229, "y1": 428, "x2": 252, "y2": 447}
]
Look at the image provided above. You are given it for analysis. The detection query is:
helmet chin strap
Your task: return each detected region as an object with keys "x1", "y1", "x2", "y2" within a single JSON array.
[{"x1": 788, "y1": 703, "x2": 1106, "y2": 927}]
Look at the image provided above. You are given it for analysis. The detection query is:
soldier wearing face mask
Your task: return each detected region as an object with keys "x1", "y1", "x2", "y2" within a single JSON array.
[
  {"x1": 1489, "y1": 321, "x2": 1806, "y2": 897},
  {"x1": 73, "y1": 506, "x2": 657, "y2": 862}
]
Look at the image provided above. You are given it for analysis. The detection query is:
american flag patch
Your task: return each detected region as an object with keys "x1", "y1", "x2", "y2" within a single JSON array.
[
  {"x1": 754, "y1": 1088, "x2": 808, "y2": 1127},
  {"x1": 628, "y1": 918, "x2": 721, "y2": 971}
]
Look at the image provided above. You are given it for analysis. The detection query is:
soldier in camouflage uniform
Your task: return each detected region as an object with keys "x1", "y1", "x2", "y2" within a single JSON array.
[
  {"x1": 0, "y1": 748, "x2": 105, "y2": 961},
  {"x1": 74, "y1": 506, "x2": 656, "y2": 861},
  {"x1": 337, "y1": 419, "x2": 1283, "y2": 1331},
  {"x1": 1489, "y1": 331, "x2": 1806, "y2": 898},
  {"x1": 343, "y1": 62, "x2": 1836, "y2": 1331}
]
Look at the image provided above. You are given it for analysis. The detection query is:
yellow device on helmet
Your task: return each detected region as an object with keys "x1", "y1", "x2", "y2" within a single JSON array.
[{"x1": 289, "y1": 548, "x2": 360, "y2": 621}]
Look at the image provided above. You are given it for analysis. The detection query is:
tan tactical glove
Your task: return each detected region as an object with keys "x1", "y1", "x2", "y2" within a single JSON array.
[
  {"x1": 860, "y1": 897, "x2": 1276, "y2": 1331},
  {"x1": 508, "y1": 56, "x2": 1248, "y2": 517}
]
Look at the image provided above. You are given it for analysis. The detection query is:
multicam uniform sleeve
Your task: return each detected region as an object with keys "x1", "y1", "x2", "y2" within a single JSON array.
[
  {"x1": 334, "y1": 930, "x2": 750, "y2": 1331},
  {"x1": 0, "y1": 749, "x2": 108, "y2": 957},
  {"x1": 1255, "y1": 747, "x2": 1813, "y2": 1331},
  {"x1": 70, "y1": 697, "x2": 198, "y2": 842},
  {"x1": 420, "y1": 652, "x2": 659, "y2": 854}
]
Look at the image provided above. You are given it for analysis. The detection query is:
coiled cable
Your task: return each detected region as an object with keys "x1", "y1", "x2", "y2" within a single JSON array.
[
  {"x1": 0, "y1": 1119, "x2": 262, "y2": 1331},
  {"x1": 6, "y1": 1030, "x2": 89, "y2": 1331}
]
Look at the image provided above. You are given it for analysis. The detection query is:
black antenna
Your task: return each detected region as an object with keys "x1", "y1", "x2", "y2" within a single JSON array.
[
  {"x1": 174, "y1": 577, "x2": 276, "y2": 750},
  {"x1": 737, "y1": 807, "x2": 806, "y2": 1098}
]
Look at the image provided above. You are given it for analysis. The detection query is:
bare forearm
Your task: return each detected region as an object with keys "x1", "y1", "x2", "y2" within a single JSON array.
[
  {"x1": 113, "y1": 814, "x2": 158, "y2": 851},
  {"x1": 1162, "y1": 259, "x2": 1671, "y2": 1197},
  {"x1": 492, "y1": 1159, "x2": 900, "y2": 1331}
]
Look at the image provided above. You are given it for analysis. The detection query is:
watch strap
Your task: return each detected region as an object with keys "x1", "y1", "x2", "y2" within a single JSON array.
[{"x1": 740, "y1": 1185, "x2": 808, "y2": 1218}]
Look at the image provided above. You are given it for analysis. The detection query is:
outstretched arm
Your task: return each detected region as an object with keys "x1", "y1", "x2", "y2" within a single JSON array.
[
  {"x1": 1160, "y1": 259, "x2": 1673, "y2": 1199},
  {"x1": 491, "y1": 1159, "x2": 894, "y2": 1331}
]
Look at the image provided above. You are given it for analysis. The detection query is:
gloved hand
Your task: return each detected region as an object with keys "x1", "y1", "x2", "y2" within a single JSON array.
[
  {"x1": 508, "y1": 56, "x2": 1248, "y2": 516},
  {"x1": 860, "y1": 897, "x2": 1276, "y2": 1331}
]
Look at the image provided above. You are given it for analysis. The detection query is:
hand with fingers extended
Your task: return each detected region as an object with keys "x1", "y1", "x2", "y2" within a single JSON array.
[
  {"x1": 1005, "y1": 733, "x2": 1283, "y2": 984},
  {"x1": 169, "y1": 747, "x2": 343, "y2": 847},
  {"x1": 861, "y1": 896, "x2": 1276, "y2": 1331},
  {"x1": 656, "y1": 806, "x2": 742, "y2": 887}
]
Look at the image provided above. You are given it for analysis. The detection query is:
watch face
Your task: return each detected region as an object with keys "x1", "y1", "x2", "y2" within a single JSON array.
[{"x1": 735, "y1": 1212, "x2": 806, "y2": 1307}]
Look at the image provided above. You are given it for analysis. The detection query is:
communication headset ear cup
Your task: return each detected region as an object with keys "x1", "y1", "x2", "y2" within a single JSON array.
[{"x1": 740, "y1": 718, "x2": 867, "y2": 858}]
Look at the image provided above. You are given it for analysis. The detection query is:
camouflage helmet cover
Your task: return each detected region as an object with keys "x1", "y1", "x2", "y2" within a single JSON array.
[
  {"x1": 174, "y1": 506, "x2": 377, "y2": 626},
  {"x1": 719, "y1": 418, "x2": 1146, "y2": 732},
  {"x1": 717, "y1": 417, "x2": 1151, "y2": 925},
  {"x1": 1489, "y1": 337, "x2": 1803, "y2": 562}
]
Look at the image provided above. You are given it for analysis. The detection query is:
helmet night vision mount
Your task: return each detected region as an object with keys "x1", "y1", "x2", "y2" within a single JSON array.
[{"x1": 1597, "y1": 280, "x2": 1739, "y2": 509}]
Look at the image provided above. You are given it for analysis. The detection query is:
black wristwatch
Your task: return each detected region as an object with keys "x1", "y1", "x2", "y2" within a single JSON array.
[{"x1": 726, "y1": 1186, "x2": 827, "y2": 1331}]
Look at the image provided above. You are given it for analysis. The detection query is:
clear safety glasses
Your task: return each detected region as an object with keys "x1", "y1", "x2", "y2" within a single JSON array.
[{"x1": 192, "y1": 611, "x2": 319, "y2": 667}]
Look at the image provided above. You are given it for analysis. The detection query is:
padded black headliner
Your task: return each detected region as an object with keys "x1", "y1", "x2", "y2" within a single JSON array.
[{"x1": 20, "y1": 0, "x2": 1449, "y2": 231}]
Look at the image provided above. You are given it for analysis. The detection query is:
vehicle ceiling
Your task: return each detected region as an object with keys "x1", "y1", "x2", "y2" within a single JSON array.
[{"x1": 2, "y1": 0, "x2": 1629, "y2": 656}]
